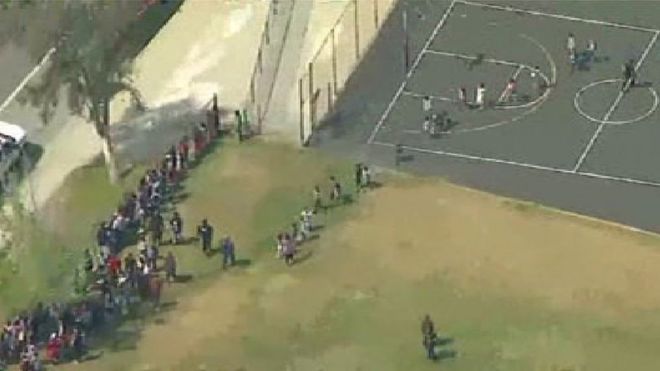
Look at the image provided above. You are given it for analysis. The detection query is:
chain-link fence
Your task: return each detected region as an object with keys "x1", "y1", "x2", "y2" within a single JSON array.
[
  {"x1": 244, "y1": 0, "x2": 296, "y2": 135},
  {"x1": 298, "y1": 0, "x2": 395, "y2": 145}
]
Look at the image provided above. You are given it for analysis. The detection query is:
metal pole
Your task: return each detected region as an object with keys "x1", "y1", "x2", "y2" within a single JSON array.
[
  {"x1": 299, "y1": 78, "x2": 305, "y2": 145},
  {"x1": 354, "y1": 0, "x2": 360, "y2": 60},
  {"x1": 403, "y1": 8, "x2": 409, "y2": 72},
  {"x1": 331, "y1": 28, "x2": 338, "y2": 96}
]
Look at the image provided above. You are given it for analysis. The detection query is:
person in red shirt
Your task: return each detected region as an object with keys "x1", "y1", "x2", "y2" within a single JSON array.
[
  {"x1": 107, "y1": 255, "x2": 122, "y2": 278},
  {"x1": 46, "y1": 333, "x2": 62, "y2": 363}
]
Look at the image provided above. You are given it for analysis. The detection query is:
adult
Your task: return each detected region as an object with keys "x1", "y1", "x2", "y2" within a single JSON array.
[
  {"x1": 222, "y1": 236, "x2": 236, "y2": 268},
  {"x1": 622, "y1": 59, "x2": 636, "y2": 91},
  {"x1": 421, "y1": 314, "x2": 437, "y2": 360},
  {"x1": 196, "y1": 219, "x2": 214, "y2": 254}
]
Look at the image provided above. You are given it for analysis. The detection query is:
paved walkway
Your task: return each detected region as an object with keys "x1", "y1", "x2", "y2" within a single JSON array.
[{"x1": 10, "y1": 0, "x2": 270, "y2": 210}]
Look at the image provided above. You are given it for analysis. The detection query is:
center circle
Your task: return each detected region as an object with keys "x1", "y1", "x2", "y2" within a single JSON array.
[{"x1": 574, "y1": 79, "x2": 659, "y2": 126}]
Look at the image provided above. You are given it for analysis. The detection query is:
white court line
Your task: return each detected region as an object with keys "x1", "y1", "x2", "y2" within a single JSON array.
[
  {"x1": 572, "y1": 30, "x2": 660, "y2": 172},
  {"x1": 457, "y1": 0, "x2": 659, "y2": 34},
  {"x1": 366, "y1": 0, "x2": 458, "y2": 144},
  {"x1": 425, "y1": 49, "x2": 521, "y2": 68},
  {"x1": 402, "y1": 90, "x2": 455, "y2": 103},
  {"x1": 0, "y1": 47, "x2": 56, "y2": 113},
  {"x1": 497, "y1": 65, "x2": 524, "y2": 103},
  {"x1": 372, "y1": 140, "x2": 660, "y2": 188}
]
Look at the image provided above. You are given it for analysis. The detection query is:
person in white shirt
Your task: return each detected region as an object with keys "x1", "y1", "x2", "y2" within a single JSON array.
[
  {"x1": 422, "y1": 96, "x2": 432, "y2": 115},
  {"x1": 567, "y1": 33, "x2": 576, "y2": 63},
  {"x1": 475, "y1": 83, "x2": 486, "y2": 110},
  {"x1": 530, "y1": 66, "x2": 543, "y2": 97}
]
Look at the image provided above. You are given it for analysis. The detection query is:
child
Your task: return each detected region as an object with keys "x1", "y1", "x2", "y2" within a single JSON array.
[
  {"x1": 360, "y1": 165, "x2": 371, "y2": 189},
  {"x1": 457, "y1": 87, "x2": 467, "y2": 106},
  {"x1": 475, "y1": 83, "x2": 486, "y2": 110},
  {"x1": 567, "y1": 33, "x2": 576, "y2": 61},
  {"x1": 422, "y1": 95, "x2": 432, "y2": 115},
  {"x1": 283, "y1": 234, "x2": 296, "y2": 266},
  {"x1": 501, "y1": 78, "x2": 517, "y2": 103},
  {"x1": 422, "y1": 116, "x2": 431, "y2": 133},
  {"x1": 276, "y1": 233, "x2": 284, "y2": 258}
]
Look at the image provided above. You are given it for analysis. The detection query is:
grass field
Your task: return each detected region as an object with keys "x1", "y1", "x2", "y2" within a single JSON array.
[{"x1": 6, "y1": 140, "x2": 650, "y2": 371}]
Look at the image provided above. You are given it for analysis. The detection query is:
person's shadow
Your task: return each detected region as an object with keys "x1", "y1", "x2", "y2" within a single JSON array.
[{"x1": 432, "y1": 336, "x2": 457, "y2": 361}]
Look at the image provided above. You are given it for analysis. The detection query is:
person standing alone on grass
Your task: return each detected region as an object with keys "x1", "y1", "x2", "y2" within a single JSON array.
[
  {"x1": 197, "y1": 219, "x2": 214, "y2": 254},
  {"x1": 421, "y1": 314, "x2": 438, "y2": 360}
]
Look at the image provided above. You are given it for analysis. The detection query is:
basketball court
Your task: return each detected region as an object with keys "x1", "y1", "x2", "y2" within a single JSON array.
[{"x1": 367, "y1": 0, "x2": 660, "y2": 187}]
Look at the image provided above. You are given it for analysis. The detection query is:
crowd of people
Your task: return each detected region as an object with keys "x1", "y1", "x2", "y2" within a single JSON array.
[
  {"x1": 0, "y1": 99, "x2": 377, "y2": 369},
  {"x1": 0, "y1": 117, "x2": 220, "y2": 371},
  {"x1": 273, "y1": 164, "x2": 372, "y2": 266}
]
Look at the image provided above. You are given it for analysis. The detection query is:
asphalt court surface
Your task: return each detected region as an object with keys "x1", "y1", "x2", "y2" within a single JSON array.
[
  {"x1": 312, "y1": 0, "x2": 660, "y2": 232},
  {"x1": 370, "y1": 0, "x2": 660, "y2": 181}
]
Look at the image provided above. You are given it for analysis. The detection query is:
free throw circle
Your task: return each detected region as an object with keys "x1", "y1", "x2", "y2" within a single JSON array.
[{"x1": 574, "y1": 79, "x2": 659, "y2": 126}]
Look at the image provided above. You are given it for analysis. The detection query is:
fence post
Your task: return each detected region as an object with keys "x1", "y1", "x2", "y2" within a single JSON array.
[
  {"x1": 258, "y1": 49, "x2": 263, "y2": 73},
  {"x1": 354, "y1": 0, "x2": 360, "y2": 60},
  {"x1": 331, "y1": 27, "x2": 338, "y2": 96},
  {"x1": 327, "y1": 82, "x2": 333, "y2": 112},
  {"x1": 299, "y1": 78, "x2": 305, "y2": 145},
  {"x1": 308, "y1": 62, "x2": 315, "y2": 128},
  {"x1": 374, "y1": 0, "x2": 379, "y2": 28}
]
